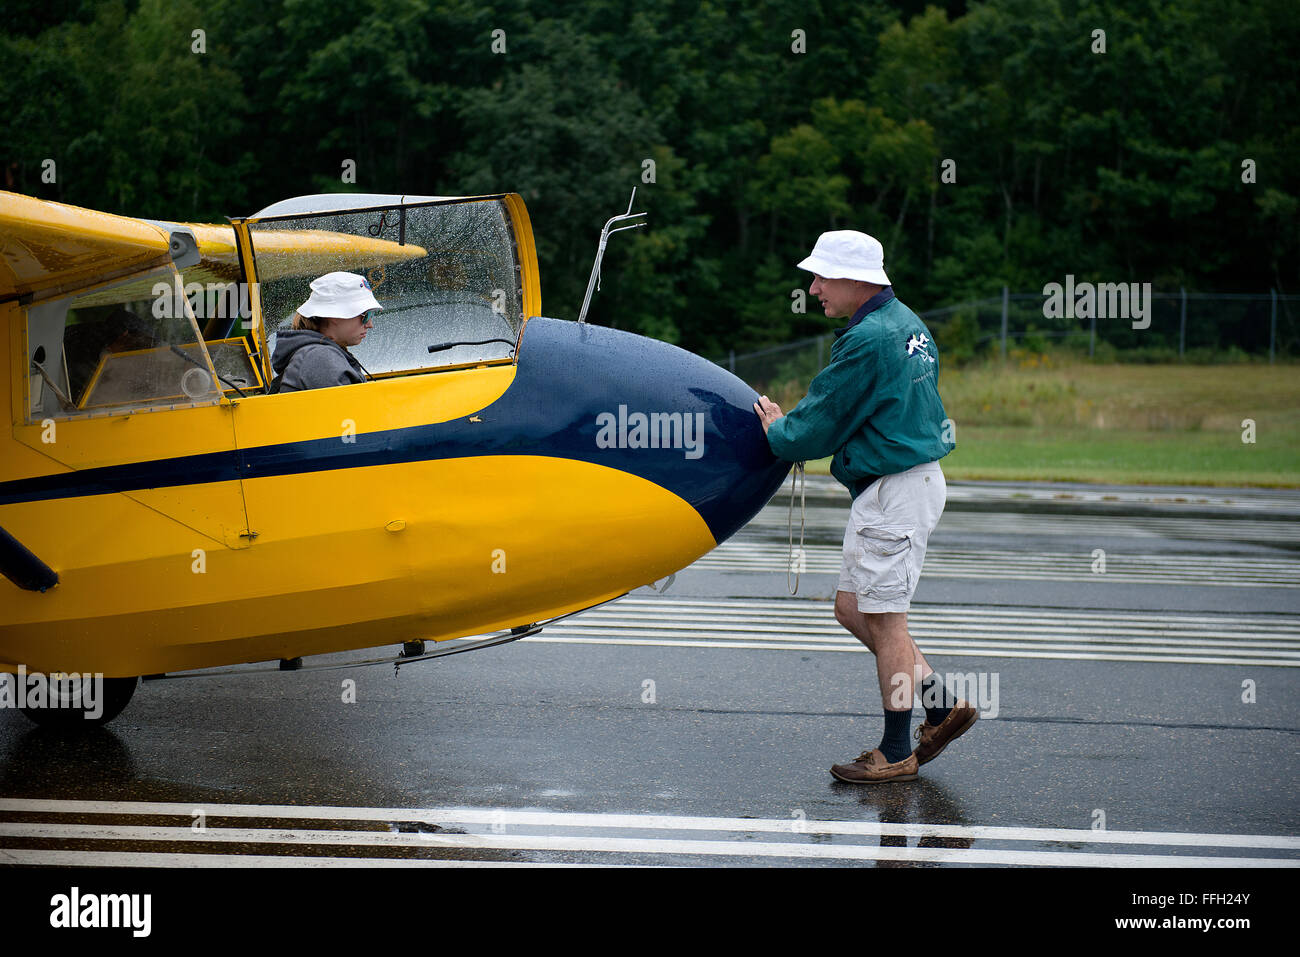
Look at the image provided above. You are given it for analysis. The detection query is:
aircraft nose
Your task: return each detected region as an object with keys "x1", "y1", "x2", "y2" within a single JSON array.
[{"x1": 509, "y1": 317, "x2": 792, "y2": 545}]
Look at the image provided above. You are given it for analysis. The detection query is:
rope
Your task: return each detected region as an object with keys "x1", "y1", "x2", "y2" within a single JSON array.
[{"x1": 787, "y1": 462, "x2": 806, "y2": 594}]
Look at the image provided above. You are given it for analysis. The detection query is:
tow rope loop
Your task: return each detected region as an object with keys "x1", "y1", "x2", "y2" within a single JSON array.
[{"x1": 788, "y1": 462, "x2": 806, "y2": 595}]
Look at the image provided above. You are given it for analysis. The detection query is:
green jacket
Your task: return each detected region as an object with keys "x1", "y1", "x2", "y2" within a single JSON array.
[{"x1": 765, "y1": 296, "x2": 954, "y2": 492}]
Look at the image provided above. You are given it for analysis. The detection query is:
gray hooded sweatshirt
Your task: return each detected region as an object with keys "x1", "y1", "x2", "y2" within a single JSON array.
[{"x1": 270, "y1": 328, "x2": 368, "y2": 392}]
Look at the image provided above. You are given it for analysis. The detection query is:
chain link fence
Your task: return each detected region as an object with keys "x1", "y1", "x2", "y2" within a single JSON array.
[{"x1": 717, "y1": 290, "x2": 1299, "y2": 400}]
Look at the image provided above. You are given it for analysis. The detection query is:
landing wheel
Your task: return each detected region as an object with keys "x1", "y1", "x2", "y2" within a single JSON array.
[{"x1": 19, "y1": 676, "x2": 140, "y2": 728}]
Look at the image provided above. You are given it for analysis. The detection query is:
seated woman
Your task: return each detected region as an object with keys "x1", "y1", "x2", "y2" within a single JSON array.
[{"x1": 271, "y1": 271, "x2": 382, "y2": 392}]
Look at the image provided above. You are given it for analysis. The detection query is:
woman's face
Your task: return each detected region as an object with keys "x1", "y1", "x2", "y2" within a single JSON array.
[{"x1": 322, "y1": 313, "x2": 373, "y2": 347}]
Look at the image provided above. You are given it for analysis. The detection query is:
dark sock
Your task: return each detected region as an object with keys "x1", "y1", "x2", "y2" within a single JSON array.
[
  {"x1": 879, "y1": 708, "x2": 913, "y2": 763},
  {"x1": 921, "y1": 672, "x2": 957, "y2": 726}
]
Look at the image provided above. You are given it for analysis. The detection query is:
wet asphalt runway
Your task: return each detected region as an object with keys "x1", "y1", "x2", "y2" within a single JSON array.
[{"x1": 1, "y1": 478, "x2": 1298, "y2": 869}]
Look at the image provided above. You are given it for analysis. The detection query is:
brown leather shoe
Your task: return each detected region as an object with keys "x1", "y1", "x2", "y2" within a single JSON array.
[
  {"x1": 913, "y1": 701, "x2": 978, "y2": 765},
  {"x1": 830, "y1": 748, "x2": 919, "y2": 783}
]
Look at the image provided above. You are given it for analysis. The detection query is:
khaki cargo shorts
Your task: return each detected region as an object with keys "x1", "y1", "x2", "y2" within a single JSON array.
[{"x1": 838, "y1": 460, "x2": 946, "y2": 614}]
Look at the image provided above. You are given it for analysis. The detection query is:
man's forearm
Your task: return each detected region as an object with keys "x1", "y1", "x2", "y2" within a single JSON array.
[{"x1": 767, "y1": 415, "x2": 841, "y2": 462}]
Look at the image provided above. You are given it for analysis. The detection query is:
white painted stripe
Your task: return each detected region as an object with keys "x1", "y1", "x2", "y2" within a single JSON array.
[
  {"x1": 560, "y1": 636, "x2": 1300, "y2": 656},
  {"x1": 572, "y1": 602, "x2": 1300, "y2": 625},
  {"x1": 546, "y1": 625, "x2": 1300, "y2": 653},
  {"x1": 616, "y1": 596, "x2": 1300, "y2": 622},
  {"x1": 701, "y1": 551, "x2": 1300, "y2": 569},
  {"x1": 527, "y1": 635, "x2": 1300, "y2": 666},
  {"x1": 584, "y1": 616, "x2": 1300, "y2": 639},
  {"x1": 694, "y1": 564, "x2": 1300, "y2": 588},
  {"x1": 751, "y1": 505, "x2": 1290, "y2": 519},
  {"x1": 553, "y1": 620, "x2": 1300, "y2": 647},
  {"x1": 4, "y1": 799, "x2": 1296, "y2": 849},
  {"x1": 558, "y1": 634, "x2": 1300, "y2": 655},
  {"x1": 518, "y1": 598, "x2": 1300, "y2": 665},
  {"x1": 613, "y1": 597, "x2": 1300, "y2": 622},
  {"x1": 718, "y1": 544, "x2": 1300, "y2": 565},
  {"x1": 623, "y1": 595, "x2": 1293, "y2": 614},
  {"x1": 712, "y1": 553, "x2": 1300, "y2": 573},
  {"x1": 542, "y1": 630, "x2": 1300, "y2": 657},
  {"x1": 2, "y1": 824, "x2": 1294, "y2": 868},
  {"x1": 583, "y1": 602, "x2": 1300, "y2": 637},
  {"x1": 3, "y1": 830, "x2": 1293, "y2": 869},
  {"x1": 0, "y1": 849, "x2": 616, "y2": 868},
  {"x1": 693, "y1": 543, "x2": 1300, "y2": 586},
  {"x1": 3, "y1": 847, "x2": 1291, "y2": 868}
]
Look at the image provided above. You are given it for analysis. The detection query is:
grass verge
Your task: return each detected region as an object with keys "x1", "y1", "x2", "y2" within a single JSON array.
[{"x1": 795, "y1": 358, "x2": 1298, "y2": 487}]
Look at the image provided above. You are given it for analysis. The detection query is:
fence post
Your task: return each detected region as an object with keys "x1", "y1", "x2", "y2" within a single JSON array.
[
  {"x1": 1179, "y1": 286, "x2": 1186, "y2": 359},
  {"x1": 1000, "y1": 286, "x2": 1008, "y2": 359},
  {"x1": 1270, "y1": 289, "x2": 1277, "y2": 364}
]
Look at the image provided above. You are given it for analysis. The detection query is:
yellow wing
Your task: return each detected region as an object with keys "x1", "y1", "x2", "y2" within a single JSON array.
[
  {"x1": 0, "y1": 191, "x2": 428, "y2": 304},
  {"x1": 179, "y1": 223, "x2": 428, "y2": 284},
  {"x1": 0, "y1": 191, "x2": 173, "y2": 301}
]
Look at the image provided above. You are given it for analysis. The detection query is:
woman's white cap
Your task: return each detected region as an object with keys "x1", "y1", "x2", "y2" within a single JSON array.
[
  {"x1": 296, "y1": 272, "x2": 383, "y2": 319},
  {"x1": 797, "y1": 231, "x2": 890, "y2": 285}
]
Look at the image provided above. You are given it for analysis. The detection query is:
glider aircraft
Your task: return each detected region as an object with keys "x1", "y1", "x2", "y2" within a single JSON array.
[{"x1": 0, "y1": 189, "x2": 790, "y2": 725}]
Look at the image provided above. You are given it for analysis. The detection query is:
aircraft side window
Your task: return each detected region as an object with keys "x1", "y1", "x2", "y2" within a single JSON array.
[
  {"x1": 24, "y1": 269, "x2": 223, "y2": 421},
  {"x1": 185, "y1": 269, "x2": 266, "y2": 393},
  {"x1": 201, "y1": 337, "x2": 264, "y2": 395},
  {"x1": 26, "y1": 299, "x2": 75, "y2": 419}
]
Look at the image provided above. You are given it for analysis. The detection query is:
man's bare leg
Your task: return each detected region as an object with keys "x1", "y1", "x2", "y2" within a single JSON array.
[
  {"x1": 834, "y1": 591, "x2": 977, "y2": 769},
  {"x1": 829, "y1": 592, "x2": 927, "y2": 770},
  {"x1": 834, "y1": 590, "x2": 933, "y2": 690}
]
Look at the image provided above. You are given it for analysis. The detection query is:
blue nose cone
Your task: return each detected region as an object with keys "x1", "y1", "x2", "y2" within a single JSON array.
[{"x1": 505, "y1": 317, "x2": 792, "y2": 544}]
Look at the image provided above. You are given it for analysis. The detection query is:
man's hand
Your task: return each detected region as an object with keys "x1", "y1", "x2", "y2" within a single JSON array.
[{"x1": 753, "y1": 395, "x2": 784, "y2": 434}]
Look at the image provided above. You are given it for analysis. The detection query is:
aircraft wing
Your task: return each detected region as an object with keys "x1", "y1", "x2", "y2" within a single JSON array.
[
  {"x1": 178, "y1": 224, "x2": 429, "y2": 284},
  {"x1": 1, "y1": 191, "x2": 428, "y2": 306},
  {"x1": 0, "y1": 191, "x2": 173, "y2": 302}
]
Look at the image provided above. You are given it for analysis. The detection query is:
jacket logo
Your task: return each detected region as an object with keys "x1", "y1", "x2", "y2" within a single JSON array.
[{"x1": 905, "y1": 333, "x2": 935, "y2": 362}]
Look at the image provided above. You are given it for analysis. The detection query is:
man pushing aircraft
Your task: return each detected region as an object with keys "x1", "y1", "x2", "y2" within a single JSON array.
[{"x1": 754, "y1": 231, "x2": 976, "y2": 783}]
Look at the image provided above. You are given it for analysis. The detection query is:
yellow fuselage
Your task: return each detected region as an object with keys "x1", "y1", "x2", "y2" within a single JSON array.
[{"x1": 1, "y1": 336, "x2": 721, "y2": 676}]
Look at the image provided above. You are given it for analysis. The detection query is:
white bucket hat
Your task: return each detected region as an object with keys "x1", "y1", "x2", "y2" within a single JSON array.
[
  {"x1": 797, "y1": 231, "x2": 890, "y2": 285},
  {"x1": 296, "y1": 271, "x2": 383, "y2": 319}
]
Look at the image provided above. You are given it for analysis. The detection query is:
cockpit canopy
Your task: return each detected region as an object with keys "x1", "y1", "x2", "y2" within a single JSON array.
[
  {"x1": 9, "y1": 190, "x2": 541, "y2": 424},
  {"x1": 249, "y1": 194, "x2": 536, "y2": 377}
]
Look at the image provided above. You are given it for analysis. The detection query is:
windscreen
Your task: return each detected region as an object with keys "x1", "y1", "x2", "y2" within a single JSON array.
[{"x1": 253, "y1": 199, "x2": 524, "y2": 376}]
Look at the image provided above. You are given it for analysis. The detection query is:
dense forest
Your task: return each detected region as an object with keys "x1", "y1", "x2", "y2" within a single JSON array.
[{"x1": 3, "y1": 0, "x2": 1296, "y2": 357}]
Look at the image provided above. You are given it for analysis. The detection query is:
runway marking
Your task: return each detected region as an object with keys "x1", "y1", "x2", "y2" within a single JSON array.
[
  {"x1": 2, "y1": 799, "x2": 1296, "y2": 868},
  {"x1": 4, "y1": 799, "x2": 1299, "y2": 847},
  {"x1": 0, "y1": 850, "x2": 616, "y2": 868},
  {"x1": 525, "y1": 598, "x2": 1300, "y2": 667},
  {"x1": 0, "y1": 827, "x2": 1291, "y2": 868},
  {"x1": 694, "y1": 542, "x2": 1300, "y2": 587},
  {"x1": 530, "y1": 637, "x2": 1300, "y2": 666}
]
